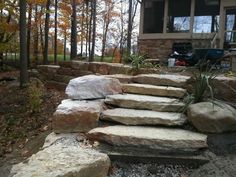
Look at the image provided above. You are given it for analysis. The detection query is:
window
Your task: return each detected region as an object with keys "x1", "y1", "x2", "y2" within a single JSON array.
[
  {"x1": 193, "y1": 0, "x2": 220, "y2": 33},
  {"x1": 167, "y1": 0, "x2": 191, "y2": 33},
  {"x1": 143, "y1": 0, "x2": 165, "y2": 33},
  {"x1": 225, "y1": 9, "x2": 236, "y2": 43}
]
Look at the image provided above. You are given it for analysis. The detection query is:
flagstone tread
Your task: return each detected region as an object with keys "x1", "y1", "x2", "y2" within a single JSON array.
[
  {"x1": 88, "y1": 125, "x2": 208, "y2": 153},
  {"x1": 105, "y1": 94, "x2": 185, "y2": 112},
  {"x1": 122, "y1": 83, "x2": 187, "y2": 98},
  {"x1": 133, "y1": 74, "x2": 191, "y2": 87},
  {"x1": 101, "y1": 108, "x2": 187, "y2": 126}
]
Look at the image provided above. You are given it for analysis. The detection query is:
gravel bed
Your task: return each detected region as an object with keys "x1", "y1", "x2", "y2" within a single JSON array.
[{"x1": 108, "y1": 161, "x2": 194, "y2": 177}]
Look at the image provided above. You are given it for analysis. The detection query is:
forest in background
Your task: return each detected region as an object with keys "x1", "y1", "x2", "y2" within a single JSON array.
[{"x1": 1, "y1": 0, "x2": 140, "y2": 69}]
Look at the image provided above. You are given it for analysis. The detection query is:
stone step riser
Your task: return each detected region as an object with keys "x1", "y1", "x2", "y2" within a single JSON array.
[
  {"x1": 105, "y1": 94, "x2": 185, "y2": 112},
  {"x1": 101, "y1": 108, "x2": 187, "y2": 126},
  {"x1": 133, "y1": 74, "x2": 191, "y2": 88},
  {"x1": 122, "y1": 84, "x2": 187, "y2": 98},
  {"x1": 88, "y1": 126, "x2": 208, "y2": 155}
]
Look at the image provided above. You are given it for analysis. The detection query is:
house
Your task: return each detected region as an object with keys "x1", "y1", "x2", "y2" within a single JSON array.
[{"x1": 138, "y1": 0, "x2": 236, "y2": 59}]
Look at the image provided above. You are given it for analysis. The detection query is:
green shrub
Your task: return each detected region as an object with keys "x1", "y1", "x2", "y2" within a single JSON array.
[
  {"x1": 27, "y1": 78, "x2": 45, "y2": 113},
  {"x1": 129, "y1": 54, "x2": 147, "y2": 70},
  {"x1": 184, "y1": 60, "x2": 219, "y2": 106}
]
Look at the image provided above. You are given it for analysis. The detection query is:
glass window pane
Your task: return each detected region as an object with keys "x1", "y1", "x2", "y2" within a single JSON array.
[
  {"x1": 193, "y1": 0, "x2": 220, "y2": 33},
  {"x1": 167, "y1": 0, "x2": 191, "y2": 33},
  {"x1": 225, "y1": 9, "x2": 236, "y2": 43},
  {"x1": 143, "y1": 0, "x2": 165, "y2": 33}
]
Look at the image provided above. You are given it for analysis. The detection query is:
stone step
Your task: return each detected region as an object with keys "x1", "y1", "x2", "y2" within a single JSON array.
[
  {"x1": 105, "y1": 94, "x2": 185, "y2": 112},
  {"x1": 101, "y1": 108, "x2": 187, "y2": 126},
  {"x1": 88, "y1": 125, "x2": 208, "y2": 154},
  {"x1": 122, "y1": 83, "x2": 187, "y2": 98},
  {"x1": 104, "y1": 74, "x2": 133, "y2": 83},
  {"x1": 94, "y1": 143, "x2": 209, "y2": 166},
  {"x1": 133, "y1": 74, "x2": 191, "y2": 88}
]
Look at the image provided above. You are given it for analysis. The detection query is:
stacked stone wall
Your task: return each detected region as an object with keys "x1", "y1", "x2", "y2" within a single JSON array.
[{"x1": 138, "y1": 39, "x2": 218, "y2": 59}]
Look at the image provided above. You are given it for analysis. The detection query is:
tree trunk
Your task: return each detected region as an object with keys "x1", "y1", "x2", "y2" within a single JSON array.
[
  {"x1": 44, "y1": 0, "x2": 50, "y2": 64},
  {"x1": 27, "y1": 2, "x2": 32, "y2": 68},
  {"x1": 64, "y1": 32, "x2": 67, "y2": 61},
  {"x1": 70, "y1": 0, "x2": 77, "y2": 60},
  {"x1": 80, "y1": 3, "x2": 85, "y2": 56},
  {"x1": 0, "y1": 53, "x2": 3, "y2": 69},
  {"x1": 101, "y1": 14, "x2": 110, "y2": 62},
  {"x1": 88, "y1": 1, "x2": 92, "y2": 60},
  {"x1": 39, "y1": 6, "x2": 44, "y2": 59},
  {"x1": 85, "y1": 1, "x2": 89, "y2": 58},
  {"x1": 119, "y1": 1, "x2": 124, "y2": 63},
  {"x1": 19, "y1": 0, "x2": 28, "y2": 87},
  {"x1": 54, "y1": 0, "x2": 58, "y2": 64},
  {"x1": 90, "y1": 0, "x2": 96, "y2": 62},
  {"x1": 127, "y1": 0, "x2": 132, "y2": 57},
  {"x1": 33, "y1": 5, "x2": 39, "y2": 66}
]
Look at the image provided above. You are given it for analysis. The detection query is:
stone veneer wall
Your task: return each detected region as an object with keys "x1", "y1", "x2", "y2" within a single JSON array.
[
  {"x1": 138, "y1": 39, "x2": 218, "y2": 59},
  {"x1": 37, "y1": 61, "x2": 236, "y2": 103}
]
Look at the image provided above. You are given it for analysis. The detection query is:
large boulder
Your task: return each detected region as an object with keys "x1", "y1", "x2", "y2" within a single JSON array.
[
  {"x1": 53, "y1": 99, "x2": 104, "y2": 133},
  {"x1": 9, "y1": 133, "x2": 110, "y2": 177},
  {"x1": 187, "y1": 101, "x2": 236, "y2": 133},
  {"x1": 66, "y1": 75, "x2": 122, "y2": 100}
]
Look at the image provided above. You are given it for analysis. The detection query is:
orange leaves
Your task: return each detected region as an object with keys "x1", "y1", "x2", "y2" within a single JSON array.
[{"x1": 0, "y1": 22, "x2": 18, "y2": 33}]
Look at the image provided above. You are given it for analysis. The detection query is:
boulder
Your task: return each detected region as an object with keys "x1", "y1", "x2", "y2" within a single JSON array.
[
  {"x1": 187, "y1": 101, "x2": 236, "y2": 133},
  {"x1": 212, "y1": 76, "x2": 236, "y2": 103},
  {"x1": 66, "y1": 75, "x2": 122, "y2": 100},
  {"x1": 53, "y1": 99, "x2": 104, "y2": 133},
  {"x1": 9, "y1": 133, "x2": 110, "y2": 177}
]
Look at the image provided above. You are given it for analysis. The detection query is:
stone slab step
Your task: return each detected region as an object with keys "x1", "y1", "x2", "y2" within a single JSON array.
[
  {"x1": 88, "y1": 125, "x2": 208, "y2": 154},
  {"x1": 104, "y1": 74, "x2": 133, "y2": 83},
  {"x1": 94, "y1": 143, "x2": 209, "y2": 166},
  {"x1": 105, "y1": 94, "x2": 185, "y2": 112},
  {"x1": 101, "y1": 108, "x2": 186, "y2": 126},
  {"x1": 122, "y1": 83, "x2": 187, "y2": 98},
  {"x1": 133, "y1": 74, "x2": 191, "y2": 87}
]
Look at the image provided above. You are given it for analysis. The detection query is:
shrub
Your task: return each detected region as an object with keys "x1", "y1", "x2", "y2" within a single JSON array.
[
  {"x1": 129, "y1": 54, "x2": 147, "y2": 70},
  {"x1": 27, "y1": 78, "x2": 45, "y2": 113},
  {"x1": 184, "y1": 59, "x2": 219, "y2": 108}
]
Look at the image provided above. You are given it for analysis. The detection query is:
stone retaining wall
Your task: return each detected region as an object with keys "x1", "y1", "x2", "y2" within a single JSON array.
[
  {"x1": 37, "y1": 61, "x2": 187, "y2": 90},
  {"x1": 37, "y1": 61, "x2": 236, "y2": 103}
]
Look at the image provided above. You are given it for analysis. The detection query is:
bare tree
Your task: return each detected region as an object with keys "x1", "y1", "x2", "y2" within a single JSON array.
[
  {"x1": 71, "y1": 0, "x2": 77, "y2": 60},
  {"x1": 89, "y1": 0, "x2": 97, "y2": 62},
  {"x1": 33, "y1": 4, "x2": 39, "y2": 65},
  {"x1": 54, "y1": 0, "x2": 58, "y2": 64},
  {"x1": 27, "y1": 2, "x2": 32, "y2": 67},
  {"x1": 44, "y1": 0, "x2": 51, "y2": 64},
  {"x1": 101, "y1": 1, "x2": 114, "y2": 61},
  {"x1": 80, "y1": 2, "x2": 85, "y2": 56},
  {"x1": 19, "y1": 0, "x2": 28, "y2": 87},
  {"x1": 127, "y1": 0, "x2": 139, "y2": 56}
]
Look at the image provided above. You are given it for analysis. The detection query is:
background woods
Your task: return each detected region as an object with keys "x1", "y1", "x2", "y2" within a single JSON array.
[{"x1": 2, "y1": 0, "x2": 140, "y2": 68}]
